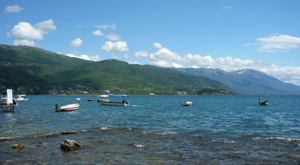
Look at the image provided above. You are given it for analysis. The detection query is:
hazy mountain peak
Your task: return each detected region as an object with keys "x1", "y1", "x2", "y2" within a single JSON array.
[{"x1": 175, "y1": 67, "x2": 300, "y2": 95}]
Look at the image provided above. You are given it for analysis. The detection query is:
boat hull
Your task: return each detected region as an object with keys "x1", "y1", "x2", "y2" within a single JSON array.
[
  {"x1": 259, "y1": 101, "x2": 268, "y2": 106},
  {"x1": 182, "y1": 101, "x2": 192, "y2": 106},
  {"x1": 16, "y1": 98, "x2": 28, "y2": 101},
  {"x1": 53, "y1": 103, "x2": 79, "y2": 112},
  {"x1": 16, "y1": 95, "x2": 28, "y2": 101},
  {"x1": 99, "y1": 100, "x2": 129, "y2": 106}
]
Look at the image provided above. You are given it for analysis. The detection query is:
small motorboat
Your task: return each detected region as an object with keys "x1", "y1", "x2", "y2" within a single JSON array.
[
  {"x1": 53, "y1": 98, "x2": 81, "y2": 112},
  {"x1": 182, "y1": 101, "x2": 192, "y2": 106},
  {"x1": 259, "y1": 95, "x2": 269, "y2": 106},
  {"x1": 87, "y1": 99, "x2": 96, "y2": 101},
  {"x1": 16, "y1": 95, "x2": 28, "y2": 101},
  {"x1": 99, "y1": 94, "x2": 129, "y2": 106}
]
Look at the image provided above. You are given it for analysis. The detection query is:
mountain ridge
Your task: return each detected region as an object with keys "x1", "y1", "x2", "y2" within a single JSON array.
[
  {"x1": 0, "y1": 44, "x2": 233, "y2": 95},
  {"x1": 175, "y1": 68, "x2": 300, "y2": 95}
]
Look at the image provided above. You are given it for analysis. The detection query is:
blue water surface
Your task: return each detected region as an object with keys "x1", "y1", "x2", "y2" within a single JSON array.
[{"x1": 1, "y1": 95, "x2": 299, "y2": 138}]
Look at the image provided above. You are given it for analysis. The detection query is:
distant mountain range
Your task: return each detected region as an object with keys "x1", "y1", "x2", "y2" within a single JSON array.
[
  {"x1": 175, "y1": 68, "x2": 300, "y2": 95},
  {"x1": 1, "y1": 44, "x2": 299, "y2": 95},
  {"x1": 0, "y1": 44, "x2": 232, "y2": 95}
]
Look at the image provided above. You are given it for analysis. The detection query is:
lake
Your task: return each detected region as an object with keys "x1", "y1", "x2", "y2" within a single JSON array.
[{"x1": 0, "y1": 95, "x2": 300, "y2": 164}]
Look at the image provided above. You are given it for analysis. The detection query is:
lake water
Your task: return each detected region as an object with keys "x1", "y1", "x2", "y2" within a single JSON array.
[{"x1": 0, "y1": 95, "x2": 300, "y2": 164}]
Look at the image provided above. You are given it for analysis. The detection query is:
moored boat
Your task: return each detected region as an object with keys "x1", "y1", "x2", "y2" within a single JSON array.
[
  {"x1": 53, "y1": 98, "x2": 81, "y2": 112},
  {"x1": 16, "y1": 95, "x2": 28, "y2": 101},
  {"x1": 99, "y1": 94, "x2": 129, "y2": 106},
  {"x1": 182, "y1": 101, "x2": 192, "y2": 106},
  {"x1": 259, "y1": 95, "x2": 269, "y2": 106}
]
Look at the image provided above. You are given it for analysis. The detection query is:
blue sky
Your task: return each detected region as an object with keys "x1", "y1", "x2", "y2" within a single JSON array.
[{"x1": 1, "y1": 0, "x2": 300, "y2": 85}]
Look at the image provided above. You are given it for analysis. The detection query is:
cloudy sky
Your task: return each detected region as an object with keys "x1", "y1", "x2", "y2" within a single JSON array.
[{"x1": 1, "y1": 0, "x2": 300, "y2": 85}]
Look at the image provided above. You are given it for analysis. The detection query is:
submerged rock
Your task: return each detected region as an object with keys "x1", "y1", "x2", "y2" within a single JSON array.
[
  {"x1": 61, "y1": 139, "x2": 82, "y2": 151},
  {"x1": 12, "y1": 143, "x2": 25, "y2": 149}
]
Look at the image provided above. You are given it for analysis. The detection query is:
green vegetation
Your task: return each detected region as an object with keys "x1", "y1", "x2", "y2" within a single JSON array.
[
  {"x1": 48, "y1": 59, "x2": 234, "y2": 95},
  {"x1": 0, "y1": 44, "x2": 234, "y2": 95}
]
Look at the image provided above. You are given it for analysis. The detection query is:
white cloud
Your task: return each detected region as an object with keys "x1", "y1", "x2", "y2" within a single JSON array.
[
  {"x1": 149, "y1": 48, "x2": 182, "y2": 67},
  {"x1": 261, "y1": 65, "x2": 300, "y2": 86},
  {"x1": 101, "y1": 41, "x2": 129, "y2": 53},
  {"x1": 7, "y1": 20, "x2": 56, "y2": 47},
  {"x1": 153, "y1": 42, "x2": 162, "y2": 49},
  {"x1": 128, "y1": 61, "x2": 142, "y2": 65},
  {"x1": 7, "y1": 22, "x2": 44, "y2": 40},
  {"x1": 105, "y1": 33, "x2": 121, "y2": 40},
  {"x1": 173, "y1": 63, "x2": 183, "y2": 68},
  {"x1": 5, "y1": 4, "x2": 23, "y2": 13},
  {"x1": 149, "y1": 60, "x2": 182, "y2": 68},
  {"x1": 135, "y1": 51, "x2": 148, "y2": 58},
  {"x1": 94, "y1": 23, "x2": 116, "y2": 30},
  {"x1": 34, "y1": 19, "x2": 57, "y2": 34},
  {"x1": 93, "y1": 30, "x2": 104, "y2": 37},
  {"x1": 183, "y1": 54, "x2": 262, "y2": 71},
  {"x1": 13, "y1": 39, "x2": 37, "y2": 46},
  {"x1": 90, "y1": 55, "x2": 101, "y2": 61},
  {"x1": 245, "y1": 34, "x2": 300, "y2": 53},
  {"x1": 149, "y1": 48, "x2": 181, "y2": 61},
  {"x1": 70, "y1": 38, "x2": 82, "y2": 47},
  {"x1": 66, "y1": 54, "x2": 100, "y2": 61},
  {"x1": 182, "y1": 53, "x2": 300, "y2": 85},
  {"x1": 146, "y1": 43, "x2": 300, "y2": 85}
]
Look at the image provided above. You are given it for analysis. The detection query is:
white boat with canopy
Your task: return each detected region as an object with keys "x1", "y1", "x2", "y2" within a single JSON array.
[{"x1": 99, "y1": 94, "x2": 129, "y2": 106}]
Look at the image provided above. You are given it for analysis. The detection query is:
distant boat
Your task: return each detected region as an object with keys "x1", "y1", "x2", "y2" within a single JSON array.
[
  {"x1": 259, "y1": 95, "x2": 269, "y2": 106},
  {"x1": 99, "y1": 94, "x2": 129, "y2": 106},
  {"x1": 87, "y1": 99, "x2": 96, "y2": 101},
  {"x1": 98, "y1": 94, "x2": 109, "y2": 97},
  {"x1": 16, "y1": 95, "x2": 28, "y2": 101},
  {"x1": 97, "y1": 94, "x2": 109, "y2": 103},
  {"x1": 53, "y1": 98, "x2": 81, "y2": 112},
  {"x1": 182, "y1": 101, "x2": 192, "y2": 106}
]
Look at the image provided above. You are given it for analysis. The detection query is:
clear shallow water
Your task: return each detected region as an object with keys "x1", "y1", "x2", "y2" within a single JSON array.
[{"x1": 1, "y1": 95, "x2": 300, "y2": 164}]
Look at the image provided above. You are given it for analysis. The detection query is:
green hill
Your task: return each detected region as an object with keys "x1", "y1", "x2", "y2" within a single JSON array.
[
  {"x1": 0, "y1": 44, "x2": 91, "y2": 77},
  {"x1": 0, "y1": 44, "x2": 233, "y2": 95},
  {"x1": 0, "y1": 44, "x2": 91, "y2": 94},
  {"x1": 48, "y1": 59, "x2": 233, "y2": 94}
]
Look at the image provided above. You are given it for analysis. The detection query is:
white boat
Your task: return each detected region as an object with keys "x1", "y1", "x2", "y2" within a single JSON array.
[
  {"x1": 16, "y1": 95, "x2": 28, "y2": 101},
  {"x1": 182, "y1": 101, "x2": 192, "y2": 106},
  {"x1": 99, "y1": 94, "x2": 129, "y2": 106},
  {"x1": 97, "y1": 94, "x2": 109, "y2": 103},
  {"x1": 53, "y1": 98, "x2": 80, "y2": 112},
  {"x1": 98, "y1": 94, "x2": 109, "y2": 97}
]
